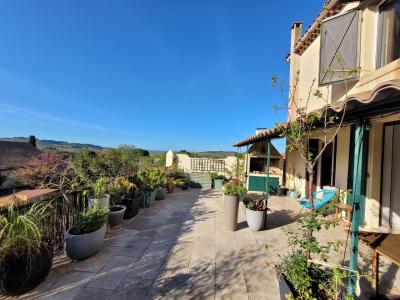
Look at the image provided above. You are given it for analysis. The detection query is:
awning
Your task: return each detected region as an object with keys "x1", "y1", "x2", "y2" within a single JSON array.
[
  {"x1": 233, "y1": 79, "x2": 400, "y2": 147},
  {"x1": 233, "y1": 123, "x2": 287, "y2": 147}
]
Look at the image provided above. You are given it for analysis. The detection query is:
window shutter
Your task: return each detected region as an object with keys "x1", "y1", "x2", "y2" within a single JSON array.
[{"x1": 319, "y1": 10, "x2": 361, "y2": 85}]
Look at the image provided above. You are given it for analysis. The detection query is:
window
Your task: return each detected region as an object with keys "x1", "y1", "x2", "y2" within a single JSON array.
[
  {"x1": 319, "y1": 10, "x2": 361, "y2": 85},
  {"x1": 376, "y1": 0, "x2": 400, "y2": 68}
]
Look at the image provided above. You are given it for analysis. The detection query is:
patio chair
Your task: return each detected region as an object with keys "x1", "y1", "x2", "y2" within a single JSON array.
[{"x1": 298, "y1": 190, "x2": 336, "y2": 214}]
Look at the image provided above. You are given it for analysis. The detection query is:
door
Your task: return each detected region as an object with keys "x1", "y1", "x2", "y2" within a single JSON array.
[{"x1": 381, "y1": 123, "x2": 400, "y2": 228}]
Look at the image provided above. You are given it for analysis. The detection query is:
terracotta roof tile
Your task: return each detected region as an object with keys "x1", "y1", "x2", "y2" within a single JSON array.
[{"x1": 0, "y1": 141, "x2": 41, "y2": 171}]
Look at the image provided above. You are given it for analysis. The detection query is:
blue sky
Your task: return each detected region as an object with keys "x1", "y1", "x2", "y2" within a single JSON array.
[{"x1": 0, "y1": 1, "x2": 324, "y2": 153}]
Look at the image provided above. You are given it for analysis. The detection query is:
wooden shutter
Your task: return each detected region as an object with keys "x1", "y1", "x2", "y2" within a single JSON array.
[{"x1": 319, "y1": 10, "x2": 361, "y2": 85}]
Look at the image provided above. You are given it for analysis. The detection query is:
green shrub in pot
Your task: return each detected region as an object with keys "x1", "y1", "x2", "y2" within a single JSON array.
[
  {"x1": 107, "y1": 178, "x2": 126, "y2": 228},
  {"x1": 277, "y1": 210, "x2": 353, "y2": 300},
  {"x1": 0, "y1": 202, "x2": 55, "y2": 295},
  {"x1": 65, "y1": 201, "x2": 109, "y2": 260},
  {"x1": 223, "y1": 182, "x2": 245, "y2": 231},
  {"x1": 91, "y1": 177, "x2": 111, "y2": 208}
]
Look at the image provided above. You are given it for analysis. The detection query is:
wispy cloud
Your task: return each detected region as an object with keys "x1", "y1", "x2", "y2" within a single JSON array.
[{"x1": 0, "y1": 102, "x2": 107, "y2": 131}]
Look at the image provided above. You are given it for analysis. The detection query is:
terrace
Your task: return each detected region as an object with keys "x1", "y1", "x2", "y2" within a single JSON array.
[{"x1": 1, "y1": 188, "x2": 387, "y2": 300}]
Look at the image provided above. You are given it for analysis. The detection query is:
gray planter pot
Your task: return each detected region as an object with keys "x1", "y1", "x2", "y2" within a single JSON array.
[
  {"x1": 108, "y1": 205, "x2": 126, "y2": 228},
  {"x1": 90, "y1": 194, "x2": 110, "y2": 208},
  {"x1": 156, "y1": 188, "x2": 167, "y2": 200},
  {"x1": 150, "y1": 190, "x2": 157, "y2": 205},
  {"x1": 64, "y1": 224, "x2": 106, "y2": 261},
  {"x1": 246, "y1": 208, "x2": 265, "y2": 231},
  {"x1": 214, "y1": 179, "x2": 223, "y2": 191},
  {"x1": 224, "y1": 195, "x2": 239, "y2": 231},
  {"x1": 289, "y1": 191, "x2": 299, "y2": 200}
]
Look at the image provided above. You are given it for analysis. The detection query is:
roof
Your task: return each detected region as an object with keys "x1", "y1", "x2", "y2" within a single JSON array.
[
  {"x1": 0, "y1": 141, "x2": 41, "y2": 171},
  {"x1": 233, "y1": 79, "x2": 400, "y2": 147},
  {"x1": 233, "y1": 123, "x2": 287, "y2": 147},
  {"x1": 287, "y1": 0, "x2": 361, "y2": 59}
]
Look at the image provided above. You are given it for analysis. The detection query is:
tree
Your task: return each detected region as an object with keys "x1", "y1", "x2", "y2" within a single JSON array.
[
  {"x1": 13, "y1": 152, "x2": 75, "y2": 199},
  {"x1": 273, "y1": 54, "x2": 357, "y2": 210}
]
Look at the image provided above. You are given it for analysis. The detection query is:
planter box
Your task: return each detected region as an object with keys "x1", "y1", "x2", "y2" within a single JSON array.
[
  {"x1": 224, "y1": 195, "x2": 239, "y2": 231},
  {"x1": 65, "y1": 224, "x2": 106, "y2": 261},
  {"x1": 246, "y1": 208, "x2": 265, "y2": 231},
  {"x1": 278, "y1": 274, "x2": 294, "y2": 300}
]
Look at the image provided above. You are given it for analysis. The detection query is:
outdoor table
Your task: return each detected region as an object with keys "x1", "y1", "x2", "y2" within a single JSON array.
[{"x1": 359, "y1": 232, "x2": 400, "y2": 297}]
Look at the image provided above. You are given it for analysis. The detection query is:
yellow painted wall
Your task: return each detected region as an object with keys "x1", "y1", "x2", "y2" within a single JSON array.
[{"x1": 335, "y1": 126, "x2": 351, "y2": 191}]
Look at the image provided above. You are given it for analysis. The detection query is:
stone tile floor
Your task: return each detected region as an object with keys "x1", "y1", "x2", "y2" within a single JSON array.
[{"x1": 2, "y1": 189, "x2": 398, "y2": 299}]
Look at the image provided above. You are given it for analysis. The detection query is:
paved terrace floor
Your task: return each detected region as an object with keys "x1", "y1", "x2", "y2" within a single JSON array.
[{"x1": 2, "y1": 189, "x2": 398, "y2": 299}]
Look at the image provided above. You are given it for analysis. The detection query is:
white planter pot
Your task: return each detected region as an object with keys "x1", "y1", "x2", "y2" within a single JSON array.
[
  {"x1": 246, "y1": 208, "x2": 265, "y2": 231},
  {"x1": 64, "y1": 224, "x2": 106, "y2": 261}
]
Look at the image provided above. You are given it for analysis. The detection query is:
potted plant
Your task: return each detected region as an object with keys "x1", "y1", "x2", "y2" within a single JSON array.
[
  {"x1": 137, "y1": 169, "x2": 158, "y2": 207},
  {"x1": 65, "y1": 201, "x2": 109, "y2": 260},
  {"x1": 223, "y1": 182, "x2": 243, "y2": 231},
  {"x1": 155, "y1": 168, "x2": 167, "y2": 200},
  {"x1": 166, "y1": 176, "x2": 175, "y2": 194},
  {"x1": 289, "y1": 174, "x2": 302, "y2": 200},
  {"x1": 90, "y1": 177, "x2": 110, "y2": 208},
  {"x1": 277, "y1": 186, "x2": 288, "y2": 197},
  {"x1": 119, "y1": 177, "x2": 140, "y2": 218},
  {"x1": 211, "y1": 172, "x2": 224, "y2": 190},
  {"x1": 0, "y1": 202, "x2": 55, "y2": 295},
  {"x1": 172, "y1": 170, "x2": 190, "y2": 190},
  {"x1": 107, "y1": 178, "x2": 126, "y2": 228},
  {"x1": 244, "y1": 197, "x2": 270, "y2": 231},
  {"x1": 276, "y1": 210, "x2": 353, "y2": 300}
]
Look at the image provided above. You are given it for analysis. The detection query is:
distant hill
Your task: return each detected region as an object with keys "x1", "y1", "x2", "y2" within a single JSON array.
[{"x1": 0, "y1": 137, "x2": 105, "y2": 151}]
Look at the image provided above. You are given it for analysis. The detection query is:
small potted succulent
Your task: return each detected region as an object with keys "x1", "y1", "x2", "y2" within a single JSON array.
[
  {"x1": 107, "y1": 178, "x2": 126, "y2": 228},
  {"x1": 64, "y1": 201, "x2": 109, "y2": 260},
  {"x1": 223, "y1": 182, "x2": 245, "y2": 231},
  {"x1": 0, "y1": 202, "x2": 55, "y2": 295},
  {"x1": 90, "y1": 177, "x2": 111, "y2": 208},
  {"x1": 244, "y1": 197, "x2": 270, "y2": 231}
]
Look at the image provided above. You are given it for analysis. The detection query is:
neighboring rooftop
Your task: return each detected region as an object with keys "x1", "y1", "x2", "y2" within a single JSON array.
[{"x1": 0, "y1": 140, "x2": 41, "y2": 171}]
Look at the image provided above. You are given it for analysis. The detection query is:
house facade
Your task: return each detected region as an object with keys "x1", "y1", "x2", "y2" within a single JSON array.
[{"x1": 284, "y1": 0, "x2": 400, "y2": 233}]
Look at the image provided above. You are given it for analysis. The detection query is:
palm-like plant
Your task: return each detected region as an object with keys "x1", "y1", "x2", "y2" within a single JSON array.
[{"x1": 0, "y1": 201, "x2": 54, "y2": 261}]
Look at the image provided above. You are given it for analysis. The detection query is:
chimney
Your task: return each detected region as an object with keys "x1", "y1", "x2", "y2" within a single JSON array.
[
  {"x1": 290, "y1": 22, "x2": 303, "y2": 53},
  {"x1": 28, "y1": 135, "x2": 37, "y2": 148}
]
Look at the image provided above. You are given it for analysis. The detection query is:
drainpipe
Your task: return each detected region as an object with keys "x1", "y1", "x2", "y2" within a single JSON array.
[
  {"x1": 245, "y1": 145, "x2": 249, "y2": 189},
  {"x1": 348, "y1": 121, "x2": 367, "y2": 297},
  {"x1": 265, "y1": 140, "x2": 271, "y2": 203},
  {"x1": 236, "y1": 146, "x2": 240, "y2": 179}
]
